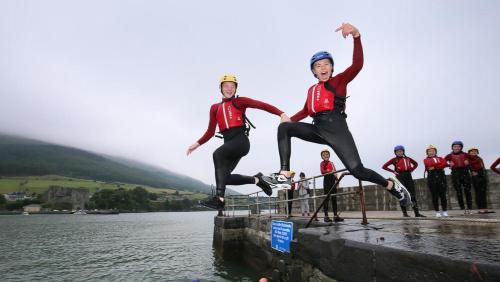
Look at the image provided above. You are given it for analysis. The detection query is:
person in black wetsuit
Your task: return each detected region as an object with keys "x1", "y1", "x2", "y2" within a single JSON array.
[
  {"x1": 382, "y1": 145, "x2": 425, "y2": 217},
  {"x1": 265, "y1": 23, "x2": 411, "y2": 207},
  {"x1": 187, "y1": 74, "x2": 291, "y2": 210}
]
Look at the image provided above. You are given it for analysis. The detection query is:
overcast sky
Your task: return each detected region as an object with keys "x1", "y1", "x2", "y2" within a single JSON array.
[{"x1": 1, "y1": 1, "x2": 499, "y2": 194}]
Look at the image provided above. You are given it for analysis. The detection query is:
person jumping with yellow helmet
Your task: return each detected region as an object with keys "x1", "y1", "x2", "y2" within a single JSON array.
[{"x1": 187, "y1": 74, "x2": 290, "y2": 210}]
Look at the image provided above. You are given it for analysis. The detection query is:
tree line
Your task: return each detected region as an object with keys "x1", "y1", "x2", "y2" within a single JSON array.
[
  {"x1": 86, "y1": 187, "x2": 206, "y2": 212},
  {"x1": 0, "y1": 187, "x2": 207, "y2": 212}
]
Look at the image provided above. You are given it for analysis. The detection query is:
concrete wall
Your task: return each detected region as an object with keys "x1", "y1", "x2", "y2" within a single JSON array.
[{"x1": 279, "y1": 170, "x2": 500, "y2": 213}]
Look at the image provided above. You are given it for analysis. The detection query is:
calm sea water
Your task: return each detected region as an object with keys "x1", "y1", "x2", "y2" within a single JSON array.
[{"x1": 0, "y1": 212, "x2": 258, "y2": 282}]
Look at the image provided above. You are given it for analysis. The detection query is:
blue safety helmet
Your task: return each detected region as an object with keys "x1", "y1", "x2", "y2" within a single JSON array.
[
  {"x1": 310, "y1": 51, "x2": 334, "y2": 72},
  {"x1": 394, "y1": 145, "x2": 405, "y2": 152},
  {"x1": 451, "y1": 141, "x2": 463, "y2": 148}
]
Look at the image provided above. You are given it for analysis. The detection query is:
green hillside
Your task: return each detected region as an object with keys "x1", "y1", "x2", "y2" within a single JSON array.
[
  {"x1": 0, "y1": 133, "x2": 213, "y2": 194},
  {"x1": 0, "y1": 175, "x2": 207, "y2": 200}
]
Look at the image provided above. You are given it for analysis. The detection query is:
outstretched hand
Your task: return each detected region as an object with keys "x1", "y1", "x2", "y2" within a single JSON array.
[
  {"x1": 335, "y1": 23, "x2": 360, "y2": 38},
  {"x1": 280, "y1": 113, "x2": 291, "y2": 123},
  {"x1": 186, "y1": 142, "x2": 200, "y2": 155}
]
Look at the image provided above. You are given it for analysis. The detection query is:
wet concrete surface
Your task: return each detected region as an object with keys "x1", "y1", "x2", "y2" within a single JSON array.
[
  {"x1": 215, "y1": 211, "x2": 500, "y2": 281},
  {"x1": 303, "y1": 219, "x2": 500, "y2": 265},
  {"x1": 284, "y1": 209, "x2": 500, "y2": 266}
]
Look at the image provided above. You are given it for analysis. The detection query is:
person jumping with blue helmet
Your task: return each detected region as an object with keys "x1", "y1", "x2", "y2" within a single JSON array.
[{"x1": 265, "y1": 23, "x2": 412, "y2": 207}]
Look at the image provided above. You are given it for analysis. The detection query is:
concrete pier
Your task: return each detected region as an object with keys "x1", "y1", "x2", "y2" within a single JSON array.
[{"x1": 213, "y1": 212, "x2": 500, "y2": 282}]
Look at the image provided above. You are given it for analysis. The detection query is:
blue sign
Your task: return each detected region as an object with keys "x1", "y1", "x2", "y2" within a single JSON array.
[{"x1": 271, "y1": 220, "x2": 293, "y2": 253}]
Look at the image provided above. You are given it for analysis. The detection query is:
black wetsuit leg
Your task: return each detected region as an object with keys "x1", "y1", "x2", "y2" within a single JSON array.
[
  {"x1": 451, "y1": 168, "x2": 472, "y2": 210},
  {"x1": 428, "y1": 170, "x2": 447, "y2": 211},
  {"x1": 472, "y1": 170, "x2": 488, "y2": 209},
  {"x1": 438, "y1": 171, "x2": 448, "y2": 211},
  {"x1": 213, "y1": 128, "x2": 254, "y2": 198},
  {"x1": 277, "y1": 121, "x2": 327, "y2": 171},
  {"x1": 451, "y1": 169, "x2": 465, "y2": 209},
  {"x1": 323, "y1": 174, "x2": 337, "y2": 216},
  {"x1": 397, "y1": 172, "x2": 418, "y2": 209},
  {"x1": 278, "y1": 110, "x2": 389, "y2": 187}
]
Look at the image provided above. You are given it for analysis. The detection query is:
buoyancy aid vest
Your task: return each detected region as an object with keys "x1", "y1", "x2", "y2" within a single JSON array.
[{"x1": 306, "y1": 81, "x2": 346, "y2": 115}]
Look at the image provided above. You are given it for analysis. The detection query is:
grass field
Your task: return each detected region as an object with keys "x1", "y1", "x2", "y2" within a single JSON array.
[{"x1": 0, "y1": 175, "x2": 207, "y2": 200}]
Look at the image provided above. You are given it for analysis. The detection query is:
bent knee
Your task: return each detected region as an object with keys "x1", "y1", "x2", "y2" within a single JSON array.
[
  {"x1": 278, "y1": 122, "x2": 293, "y2": 133},
  {"x1": 350, "y1": 165, "x2": 372, "y2": 180}
]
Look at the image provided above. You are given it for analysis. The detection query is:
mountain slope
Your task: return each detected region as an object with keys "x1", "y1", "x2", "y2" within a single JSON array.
[{"x1": 0, "y1": 133, "x2": 213, "y2": 193}]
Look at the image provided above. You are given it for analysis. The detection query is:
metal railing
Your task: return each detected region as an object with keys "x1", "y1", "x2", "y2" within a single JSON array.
[{"x1": 224, "y1": 168, "x2": 369, "y2": 226}]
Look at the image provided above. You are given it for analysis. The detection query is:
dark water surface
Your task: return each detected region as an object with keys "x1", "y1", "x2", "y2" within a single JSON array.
[{"x1": 0, "y1": 212, "x2": 257, "y2": 282}]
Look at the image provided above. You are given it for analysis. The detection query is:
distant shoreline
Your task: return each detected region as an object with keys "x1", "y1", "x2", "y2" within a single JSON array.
[{"x1": 0, "y1": 209, "x2": 216, "y2": 215}]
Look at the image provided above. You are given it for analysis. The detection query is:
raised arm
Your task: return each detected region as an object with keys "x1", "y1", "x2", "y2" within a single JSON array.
[{"x1": 335, "y1": 23, "x2": 363, "y2": 84}]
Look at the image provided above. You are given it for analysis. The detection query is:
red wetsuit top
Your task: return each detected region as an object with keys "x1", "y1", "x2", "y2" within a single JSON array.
[
  {"x1": 444, "y1": 152, "x2": 470, "y2": 169},
  {"x1": 491, "y1": 157, "x2": 500, "y2": 174},
  {"x1": 320, "y1": 160, "x2": 338, "y2": 180},
  {"x1": 291, "y1": 37, "x2": 363, "y2": 122},
  {"x1": 423, "y1": 156, "x2": 448, "y2": 171},
  {"x1": 320, "y1": 160, "x2": 337, "y2": 174},
  {"x1": 382, "y1": 156, "x2": 418, "y2": 173},
  {"x1": 468, "y1": 155, "x2": 485, "y2": 172},
  {"x1": 197, "y1": 96, "x2": 283, "y2": 145}
]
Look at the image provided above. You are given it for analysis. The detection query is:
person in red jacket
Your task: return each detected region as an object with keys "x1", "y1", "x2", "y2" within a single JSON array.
[
  {"x1": 423, "y1": 145, "x2": 449, "y2": 217},
  {"x1": 491, "y1": 157, "x2": 500, "y2": 174},
  {"x1": 382, "y1": 145, "x2": 425, "y2": 217},
  {"x1": 320, "y1": 148, "x2": 343, "y2": 222},
  {"x1": 468, "y1": 147, "x2": 490, "y2": 213},
  {"x1": 444, "y1": 141, "x2": 472, "y2": 214},
  {"x1": 265, "y1": 23, "x2": 412, "y2": 208},
  {"x1": 187, "y1": 74, "x2": 290, "y2": 210}
]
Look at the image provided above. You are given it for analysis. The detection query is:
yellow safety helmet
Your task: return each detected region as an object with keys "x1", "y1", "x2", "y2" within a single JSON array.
[
  {"x1": 289, "y1": 170, "x2": 296, "y2": 177},
  {"x1": 219, "y1": 74, "x2": 238, "y2": 86},
  {"x1": 467, "y1": 146, "x2": 479, "y2": 153},
  {"x1": 426, "y1": 144, "x2": 437, "y2": 153},
  {"x1": 320, "y1": 148, "x2": 330, "y2": 156}
]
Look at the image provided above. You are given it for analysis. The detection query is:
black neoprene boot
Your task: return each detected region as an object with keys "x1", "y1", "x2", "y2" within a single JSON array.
[
  {"x1": 401, "y1": 206, "x2": 410, "y2": 217},
  {"x1": 414, "y1": 207, "x2": 426, "y2": 217}
]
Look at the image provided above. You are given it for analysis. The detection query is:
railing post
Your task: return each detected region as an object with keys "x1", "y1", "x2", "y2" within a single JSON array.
[
  {"x1": 268, "y1": 194, "x2": 272, "y2": 218},
  {"x1": 358, "y1": 180, "x2": 368, "y2": 225},
  {"x1": 313, "y1": 178, "x2": 317, "y2": 220},
  {"x1": 284, "y1": 188, "x2": 288, "y2": 217},
  {"x1": 232, "y1": 196, "x2": 235, "y2": 217},
  {"x1": 248, "y1": 195, "x2": 251, "y2": 216},
  {"x1": 256, "y1": 192, "x2": 260, "y2": 216}
]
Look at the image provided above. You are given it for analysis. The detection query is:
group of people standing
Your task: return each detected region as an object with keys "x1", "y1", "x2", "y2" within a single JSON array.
[
  {"x1": 287, "y1": 142, "x2": 497, "y2": 221},
  {"x1": 383, "y1": 141, "x2": 498, "y2": 217}
]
